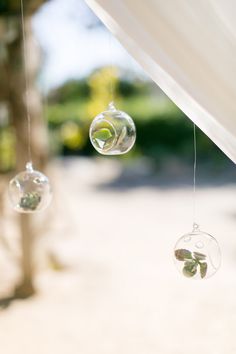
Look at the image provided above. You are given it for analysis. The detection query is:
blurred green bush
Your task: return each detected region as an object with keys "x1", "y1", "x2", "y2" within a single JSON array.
[
  {"x1": 46, "y1": 68, "x2": 226, "y2": 167},
  {"x1": 0, "y1": 126, "x2": 15, "y2": 172},
  {"x1": 0, "y1": 67, "x2": 227, "y2": 174}
]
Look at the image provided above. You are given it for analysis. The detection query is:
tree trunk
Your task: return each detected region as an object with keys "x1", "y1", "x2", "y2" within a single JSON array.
[{"x1": 5, "y1": 6, "x2": 48, "y2": 297}]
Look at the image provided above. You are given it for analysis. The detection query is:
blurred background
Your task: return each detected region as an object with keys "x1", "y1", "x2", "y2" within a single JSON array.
[{"x1": 0, "y1": 0, "x2": 236, "y2": 353}]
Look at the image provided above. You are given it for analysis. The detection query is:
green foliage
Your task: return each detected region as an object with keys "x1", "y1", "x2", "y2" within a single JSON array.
[
  {"x1": 45, "y1": 70, "x2": 230, "y2": 165},
  {"x1": 199, "y1": 262, "x2": 208, "y2": 278},
  {"x1": 0, "y1": 68, "x2": 229, "y2": 172},
  {"x1": 0, "y1": 126, "x2": 15, "y2": 173},
  {"x1": 175, "y1": 249, "x2": 208, "y2": 278},
  {"x1": 117, "y1": 79, "x2": 150, "y2": 97},
  {"x1": 174, "y1": 249, "x2": 192, "y2": 261},
  {"x1": 93, "y1": 128, "x2": 113, "y2": 141},
  {"x1": 46, "y1": 101, "x2": 88, "y2": 128},
  {"x1": 49, "y1": 80, "x2": 90, "y2": 104},
  {"x1": 183, "y1": 260, "x2": 198, "y2": 277},
  {"x1": 20, "y1": 192, "x2": 41, "y2": 211}
]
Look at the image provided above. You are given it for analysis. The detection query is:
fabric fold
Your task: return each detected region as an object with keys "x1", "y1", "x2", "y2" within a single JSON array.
[{"x1": 85, "y1": 0, "x2": 236, "y2": 163}]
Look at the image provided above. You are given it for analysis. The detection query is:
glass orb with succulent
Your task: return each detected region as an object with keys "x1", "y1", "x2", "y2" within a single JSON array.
[{"x1": 174, "y1": 224, "x2": 221, "y2": 279}]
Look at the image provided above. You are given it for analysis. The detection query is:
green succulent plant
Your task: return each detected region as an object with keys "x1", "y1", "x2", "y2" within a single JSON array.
[
  {"x1": 93, "y1": 128, "x2": 113, "y2": 142},
  {"x1": 175, "y1": 249, "x2": 207, "y2": 278},
  {"x1": 20, "y1": 191, "x2": 41, "y2": 211}
]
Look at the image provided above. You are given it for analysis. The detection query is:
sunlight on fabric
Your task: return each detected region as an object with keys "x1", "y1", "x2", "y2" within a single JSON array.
[{"x1": 85, "y1": 0, "x2": 236, "y2": 163}]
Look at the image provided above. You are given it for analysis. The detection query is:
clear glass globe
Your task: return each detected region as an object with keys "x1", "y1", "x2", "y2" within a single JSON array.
[
  {"x1": 9, "y1": 162, "x2": 52, "y2": 213},
  {"x1": 89, "y1": 102, "x2": 136, "y2": 155},
  {"x1": 174, "y1": 224, "x2": 221, "y2": 279}
]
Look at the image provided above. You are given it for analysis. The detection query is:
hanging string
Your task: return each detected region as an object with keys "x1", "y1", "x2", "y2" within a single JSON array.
[
  {"x1": 20, "y1": 0, "x2": 32, "y2": 163},
  {"x1": 193, "y1": 123, "x2": 198, "y2": 229},
  {"x1": 108, "y1": 31, "x2": 115, "y2": 104}
]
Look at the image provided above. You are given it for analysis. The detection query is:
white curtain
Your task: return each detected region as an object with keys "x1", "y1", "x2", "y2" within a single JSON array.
[{"x1": 85, "y1": 0, "x2": 236, "y2": 163}]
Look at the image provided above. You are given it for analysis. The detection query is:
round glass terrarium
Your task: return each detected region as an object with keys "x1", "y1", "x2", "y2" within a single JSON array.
[
  {"x1": 174, "y1": 224, "x2": 221, "y2": 279},
  {"x1": 89, "y1": 102, "x2": 136, "y2": 155},
  {"x1": 9, "y1": 162, "x2": 52, "y2": 213}
]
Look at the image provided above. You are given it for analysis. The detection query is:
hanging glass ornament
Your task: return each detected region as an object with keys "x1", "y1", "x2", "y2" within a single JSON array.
[
  {"x1": 174, "y1": 223, "x2": 221, "y2": 279},
  {"x1": 9, "y1": 162, "x2": 52, "y2": 213},
  {"x1": 89, "y1": 102, "x2": 136, "y2": 155}
]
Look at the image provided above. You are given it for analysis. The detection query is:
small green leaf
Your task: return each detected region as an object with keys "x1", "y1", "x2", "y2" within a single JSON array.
[
  {"x1": 193, "y1": 252, "x2": 206, "y2": 261},
  {"x1": 199, "y1": 262, "x2": 208, "y2": 278},
  {"x1": 175, "y1": 249, "x2": 192, "y2": 261},
  {"x1": 93, "y1": 128, "x2": 112, "y2": 141},
  {"x1": 182, "y1": 260, "x2": 197, "y2": 278},
  {"x1": 20, "y1": 192, "x2": 41, "y2": 211}
]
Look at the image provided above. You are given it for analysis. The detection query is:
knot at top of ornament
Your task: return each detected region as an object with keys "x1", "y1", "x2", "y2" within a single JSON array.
[
  {"x1": 192, "y1": 222, "x2": 200, "y2": 232},
  {"x1": 26, "y1": 161, "x2": 33, "y2": 172},
  {"x1": 107, "y1": 101, "x2": 116, "y2": 112}
]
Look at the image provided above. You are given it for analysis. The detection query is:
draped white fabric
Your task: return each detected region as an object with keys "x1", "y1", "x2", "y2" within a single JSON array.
[{"x1": 85, "y1": 0, "x2": 236, "y2": 163}]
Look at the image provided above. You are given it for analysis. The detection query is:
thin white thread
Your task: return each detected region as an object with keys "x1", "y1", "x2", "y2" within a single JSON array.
[
  {"x1": 20, "y1": 0, "x2": 32, "y2": 163},
  {"x1": 193, "y1": 123, "x2": 197, "y2": 227},
  {"x1": 108, "y1": 31, "x2": 115, "y2": 104}
]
